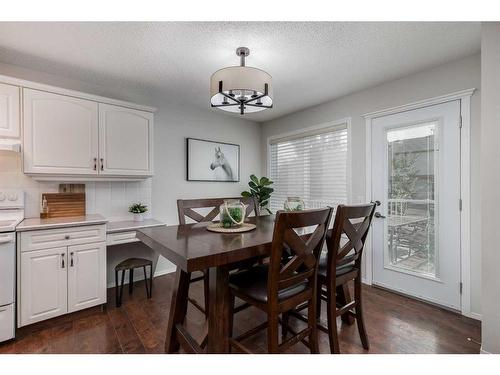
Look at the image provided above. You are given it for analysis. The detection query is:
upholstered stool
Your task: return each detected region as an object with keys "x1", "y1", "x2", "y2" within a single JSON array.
[{"x1": 115, "y1": 257, "x2": 153, "y2": 307}]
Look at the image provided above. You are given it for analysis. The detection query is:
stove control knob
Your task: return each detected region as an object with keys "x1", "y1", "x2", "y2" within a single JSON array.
[
  {"x1": 7, "y1": 193, "x2": 18, "y2": 201},
  {"x1": 0, "y1": 192, "x2": 5, "y2": 201}
]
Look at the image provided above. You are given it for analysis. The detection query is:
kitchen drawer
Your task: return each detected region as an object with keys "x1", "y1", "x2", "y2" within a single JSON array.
[
  {"x1": 20, "y1": 224, "x2": 106, "y2": 252},
  {"x1": 0, "y1": 304, "x2": 15, "y2": 342},
  {"x1": 106, "y1": 231, "x2": 139, "y2": 246}
]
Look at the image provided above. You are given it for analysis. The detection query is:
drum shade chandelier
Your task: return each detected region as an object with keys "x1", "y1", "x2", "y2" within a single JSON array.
[{"x1": 210, "y1": 47, "x2": 273, "y2": 115}]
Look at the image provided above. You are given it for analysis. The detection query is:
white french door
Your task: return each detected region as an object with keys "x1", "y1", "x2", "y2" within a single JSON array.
[{"x1": 371, "y1": 100, "x2": 461, "y2": 310}]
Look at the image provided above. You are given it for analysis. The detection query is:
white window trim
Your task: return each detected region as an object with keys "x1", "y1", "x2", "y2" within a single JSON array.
[
  {"x1": 266, "y1": 117, "x2": 352, "y2": 206},
  {"x1": 363, "y1": 88, "x2": 477, "y2": 320}
]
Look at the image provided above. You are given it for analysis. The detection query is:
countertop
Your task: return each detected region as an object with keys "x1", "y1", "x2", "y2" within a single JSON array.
[
  {"x1": 16, "y1": 215, "x2": 165, "y2": 233},
  {"x1": 106, "y1": 219, "x2": 165, "y2": 233},
  {"x1": 16, "y1": 214, "x2": 107, "y2": 232}
]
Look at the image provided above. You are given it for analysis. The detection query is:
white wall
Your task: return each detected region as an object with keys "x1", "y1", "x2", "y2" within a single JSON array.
[
  {"x1": 151, "y1": 101, "x2": 262, "y2": 273},
  {"x1": 0, "y1": 61, "x2": 262, "y2": 280},
  {"x1": 261, "y1": 54, "x2": 481, "y2": 317},
  {"x1": 480, "y1": 23, "x2": 500, "y2": 354}
]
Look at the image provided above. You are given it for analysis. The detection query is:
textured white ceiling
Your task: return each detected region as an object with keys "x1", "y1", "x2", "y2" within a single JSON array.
[{"x1": 0, "y1": 22, "x2": 480, "y2": 122}]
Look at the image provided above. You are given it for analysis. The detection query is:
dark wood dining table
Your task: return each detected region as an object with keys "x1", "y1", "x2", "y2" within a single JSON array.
[{"x1": 136, "y1": 214, "x2": 351, "y2": 354}]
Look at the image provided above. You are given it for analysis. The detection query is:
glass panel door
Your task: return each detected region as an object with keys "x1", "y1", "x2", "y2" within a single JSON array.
[
  {"x1": 371, "y1": 100, "x2": 461, "y2": 310},
  {"x1": 386, "y1": 122, "x2": 438, "y2": 278}
]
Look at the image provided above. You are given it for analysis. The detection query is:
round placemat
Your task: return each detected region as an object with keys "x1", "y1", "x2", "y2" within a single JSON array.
[{"x1": 206, "y1": 222, "x2": 256, "y2": 233}]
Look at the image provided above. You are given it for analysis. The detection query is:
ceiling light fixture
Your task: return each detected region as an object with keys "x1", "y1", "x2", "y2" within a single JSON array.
[{"x1": 210, "y1": 47, "x2": 273, "y2": 115}]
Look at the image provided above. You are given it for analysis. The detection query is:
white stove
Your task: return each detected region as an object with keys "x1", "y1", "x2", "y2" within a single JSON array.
[{"x1": 0, "y1": 189, "x2": 24, "y2": 342}]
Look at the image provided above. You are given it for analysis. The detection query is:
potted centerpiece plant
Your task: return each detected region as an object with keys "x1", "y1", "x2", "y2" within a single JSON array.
[
  {"x1": 129, "y1": 203, "x2": 148, "y2": 222},
  {"x1": 219, "y1": 199, "x2": 247, "y2": 228},
  {"x1": 241, "y1": 174, "x2": 274, "y2": 214}
]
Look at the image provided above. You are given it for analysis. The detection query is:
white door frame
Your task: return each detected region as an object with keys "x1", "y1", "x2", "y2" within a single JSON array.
[{"x1": 363, "y1": 88, "x2": 476, "y2": 319}]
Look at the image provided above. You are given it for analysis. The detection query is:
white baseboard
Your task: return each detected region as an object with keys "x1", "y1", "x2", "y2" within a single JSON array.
[
  {"x1": 154, "y1": 265, "x2": 176, "y2": 277},
  {"x1": 466, "y1": 311, "x2": 482, "y2": 321},
  {"x1": 106, "y1": 264, "x2": 176, "y2": 288},
  {"x1": 480, "y1": 346, "x2": 491, "y2": 354}
]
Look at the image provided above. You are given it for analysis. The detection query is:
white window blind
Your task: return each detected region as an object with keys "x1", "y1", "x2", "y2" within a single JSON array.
[{"x1": 269, "y1": 124, "x2": 348, "y2": 213}]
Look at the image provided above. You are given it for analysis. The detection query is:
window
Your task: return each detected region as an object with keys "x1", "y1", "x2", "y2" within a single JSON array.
[{"x1": 269, "y1": 122, "x2": 349, "y2": 213}]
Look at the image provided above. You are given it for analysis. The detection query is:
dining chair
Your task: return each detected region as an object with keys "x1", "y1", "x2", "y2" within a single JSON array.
[
  {"x1": 177, "y1": 196, "x2": 260, "y2": 317},
  {"x1": 316, "y1": 203, "x2": 376, "y2": 353},
  {"x1": 227, "y1": 207, "x2": 333, "y2": 353},
  {"x1": 282, "y1": 203, "x2": 376, "y2": 353}
]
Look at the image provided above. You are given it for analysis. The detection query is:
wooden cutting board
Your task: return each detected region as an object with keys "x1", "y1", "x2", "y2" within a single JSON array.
[{"x1": 42, "y1": 193, "x2": 86, "y2": 218}]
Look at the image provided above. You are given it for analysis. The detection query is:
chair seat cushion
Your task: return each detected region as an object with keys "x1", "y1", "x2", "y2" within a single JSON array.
[
  {"x1": 115, "y1": 257, "x2": 152, "y2": 271},
  {"x1": 229, "y1": 264, "x2": 308, "y2": 303},
  {"x1": 317, "y1": 253, "x2": 355, "y2": 278}
]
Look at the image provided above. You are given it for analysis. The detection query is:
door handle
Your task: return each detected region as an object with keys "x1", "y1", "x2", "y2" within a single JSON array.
[
  {"x1": 61, "y1": 253, "x2": 65, "y2": 269},
  {"x1": 93, "y1": 158, "x2": 97, "y2": 171},
  {"x1": 374, "y1": 212, "x2": 386, "y2": 219},
  {"x1": 100, "y1": 158, "x2": 104, "y2": 171},
  {"x1": 70, "y1": 252, "x2": 74, "y2": 267}
]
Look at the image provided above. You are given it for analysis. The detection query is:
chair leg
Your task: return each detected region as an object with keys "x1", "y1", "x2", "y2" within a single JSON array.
[
  {"x1": 203, "y1": 271, "x2": 210, "y2": 318},
  {"x1": 149, "y1": 264, "x2": 153, "y2": 298},
  {"x1": 354, "y1": 276, "x2": 370, "y2": 350},
  {"x1": 128, "y1": 268, "x2": 134, "y2": 295},
  {"x1": 326, "y1": 286, "x2": 340, "y2": 354},
  {"x1": 115, "y1": 269, "x2": 119, "y2": 307},
  {"x1": 316, "y1": 285, "x2": 323, "y2": 319},
  {"x1": 117, "y1": 269, "x2": 125, "y2": 307},
  {"x1": 281, "y1": 312, "x2": 290, "y2": 341},
  {"x1": 268, "y1": 314, "x2": 280, "y2": 353},
  {"x1": 143, "y1": 266, "x2": 151, "y2": 298},
  {"x1": 308, "y1": 295, "x2": 319, "y2": 354},
  {"x1": 338, "y1": 284, "x2": 355, "y2": 325}
]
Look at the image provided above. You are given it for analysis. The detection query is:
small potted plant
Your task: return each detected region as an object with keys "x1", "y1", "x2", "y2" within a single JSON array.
[
  {"x1": 129, "y1": 203, "x2": 148, "y2": 222},
  {"x1": 219, "y1": 199, "x2": 247, "y2": 228},
  {"x1": 241, "y1": 175, "x2": 274, "y2": 214}
]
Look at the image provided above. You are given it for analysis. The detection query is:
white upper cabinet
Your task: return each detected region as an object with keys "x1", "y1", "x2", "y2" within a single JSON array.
[
  {"x1": 23, "y1": 88, "x2": 99, "y2": 175},
  {"x1": 98, "y1": 103, "x2": 153, "y2": 176},
  {"x1": 20, "y1": 84, "x2": 154, "y2": 179},
  {"x1": 0, "y1": 82, "x2": 20, "y2": 138}
]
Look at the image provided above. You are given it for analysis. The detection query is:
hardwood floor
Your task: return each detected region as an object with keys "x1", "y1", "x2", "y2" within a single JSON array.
[{"x1": 0, "y1": 273, "x2": 481, "y2": 354}]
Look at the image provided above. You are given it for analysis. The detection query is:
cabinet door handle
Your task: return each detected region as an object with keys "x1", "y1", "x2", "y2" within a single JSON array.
[
  {"x1": 70, "y1": 252, "x2": 74, "y2": 267},
  {"x1": 61, "y1": 253, "x2": 65, "y2": 269},
  {"x1": 0, "y1": 236, "x2": 14, "y2": 244},
  {"x1": 100, "y1": 158, "x2": 104, "y2": 171},
  {"x1": 93, "y1": 158, "x2": 97, "y2": 171}
]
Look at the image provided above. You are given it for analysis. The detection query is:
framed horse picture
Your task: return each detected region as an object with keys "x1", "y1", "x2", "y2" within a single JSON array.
[{"x1": 186, "y1": 138, "x2": 240, "y2": 182}]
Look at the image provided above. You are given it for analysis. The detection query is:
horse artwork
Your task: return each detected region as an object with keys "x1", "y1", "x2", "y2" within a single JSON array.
[
  {"x1": 187, "y1": 138, "x2": 240, "y2": 182},
  {"x1": 210, "y1": 147, "x2": 234, "y2": 181}
]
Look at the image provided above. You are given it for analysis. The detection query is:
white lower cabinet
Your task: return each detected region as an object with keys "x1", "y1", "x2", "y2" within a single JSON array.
[
  {"x1": 68, "y1": 242, "x2": 106, "y2": 313},
  {"x1": 18, "y1": 225, "x2": 107, "y2": 327},
  {"x1": 20, "y1": 247, "x2": 68, "y2": 326}
]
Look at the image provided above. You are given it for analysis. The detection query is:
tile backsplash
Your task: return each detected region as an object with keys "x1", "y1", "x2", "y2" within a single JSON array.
[{"x1": 0, "y1": 151, "x2": 152, "y2": 219}]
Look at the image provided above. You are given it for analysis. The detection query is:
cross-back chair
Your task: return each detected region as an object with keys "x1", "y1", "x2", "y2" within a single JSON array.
[
  {"x1": 177, "y1": 196, "x2": 260, "y2": 316},
  {"x1": 283, "y1": 203, "x2": 375, "y2": 353},
  {"x1": 319, "y1": 203, "x2": 375, "y2": 353},
  {"x1": 227, "y1": 207, "x2": 333, "y2": 353}
]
